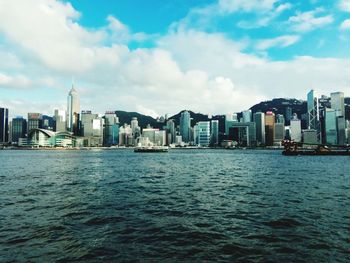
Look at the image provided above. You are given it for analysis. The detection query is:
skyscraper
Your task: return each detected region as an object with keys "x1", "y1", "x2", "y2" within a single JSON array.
[
  {"x1": 307, "y1": 90, "x2": 320, "y2": 141},
  {"x1": 196, "y1": 121, "x2": 210, "y2": 147},
  {"x1": 180, "y1": 110, "x2": 191, "y2": 143},
  {"x1": 67, "y1": 85, "x2": 80, "y2": 133},
  {"x1": 290, "y1": 114, "x2": 302, "y2": 142},
  {"x1": 325, "y1": 108, "x2": 338, "y2": 145},
  {"x1": 254, "y1": 112, "x2": 265, "y2": 145},
  {"x1": 331, "y1": 92, "x2": 345, "y2": 117},
  {"x1": 0, "y1": 108, "x2": 9, "y2": 143},
  {"x1": 166, "y1": 119, "x2": 176, "y2": 144},
  {"x1": 11, "y1": 117, "x2": 27, "y2": 144},
  {"x1": 54, "y1": 109, "x2": 66, "y2": 132},
  {"x1": 265, "y1": 111, "x2": 275, "y2": 146},
  {"x1": 210, "y1": 120, "x2": 219, "y2": 146},
  {"x1": 104, "y1": 112, "x2": 119, "y2": 146},
  {"x1": 242, "y1": 110, "x2": 252, "y2": 123}
]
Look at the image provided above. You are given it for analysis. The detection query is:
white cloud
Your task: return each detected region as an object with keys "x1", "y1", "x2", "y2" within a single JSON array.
[
  {"x1": 340, "y1": 19, "x2": 350, "y2": 30},
  {"x1": 218, "y1": 0, "x2": 278, "y2": 13},
  {"x1": 0, "y1": 0, "x2": 350, "y2": 119},
  {"x1": 288, "y1": 9, "x2": 334, "y2": 32},
  {"x1": 256, "y1": 35, "x2": 300, "y2": 50},
  {"x1": 0, "y1": 72, "x2": 31, "y2": 88},
  {"x1": 339, "y1": 0, "x2": 350, "y2": 12}
]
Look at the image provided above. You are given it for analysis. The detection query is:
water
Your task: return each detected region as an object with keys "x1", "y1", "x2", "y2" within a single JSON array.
[{"x1": 0, "y1": 149, "x2": 349, "y2": 262}]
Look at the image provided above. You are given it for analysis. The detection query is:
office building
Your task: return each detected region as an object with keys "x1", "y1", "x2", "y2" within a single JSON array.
[
  {"x1": 242, "y1": 110, "x2": 252, "y2": 123},
  {"x1": 81, "y1": 111, "x2": 104, "y2": 146},
  {"x1": 274, "y1": 123, "x2": 285, "y2": 145},
  {"x1": 119, "y1": 124, "x2": 133, "y2": 146},
  {"x1": 141, "y1": 128, "x2": 166, "y2": 146},
  {"x1": 180, "y1": 110, "x2": 191, "y2": 143},
  {"x1": 54, "y1": 110, "x2": 66, "y2": 132},
  {"x1": 194, "y1": 121, "x2": 210, "y2": 147},
  {"x1": 27, "y1": 113, "x2": 43, "y2": 132},
  {"x1": 290, "y1": 114, "x2": 302, "y2": 142},
  {"x1": 331, "y1": 92, "x2": 345, "y2": 117},
  {"x1": 302, "y1": 129, "x2": 318, "y2": 145},
  {"x1": 253, "y1": 112, "x2": 265, "y2": 145},
  {"x1": 307, "y1": 90, "x2": 320, "y2": 142},
  {"x1": 276, "y1": 114, "x2": 285, "y2": 125},
  {"x1": 67, "y1": 86, "x2": 80, "y2": 133},
  {"x1": 166, "y1": 119, "x2": 176, "y2": 144},
  {"x1": 104, "y1": 112, "x2": 119, "y2": 146},
  {"x1": 0, "y1": 108, "x2": 9, "y2": 143},
  {"x1": 265, "y1": 111, "x2": 275, "y2": 146},
  {"x1": 11, "y1": 117, "x2": 27, "y2": 144},
  {"x1": 325, "y1": 108, "x2": 337, "y2": 145},
  {"x1": 211, "y1": 120, "x2": 219, "y2": 146},
  {"x1": 226, "y1": 121, "x2": 256, "y2": 146}
]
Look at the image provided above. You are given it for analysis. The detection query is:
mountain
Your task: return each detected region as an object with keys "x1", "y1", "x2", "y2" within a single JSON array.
[
  {"x1": 115, "y1": 111, "x2": 163, "y2": 129},
  {"x1": 250, "y1": 98, "x2": 307, "y2": 117}
]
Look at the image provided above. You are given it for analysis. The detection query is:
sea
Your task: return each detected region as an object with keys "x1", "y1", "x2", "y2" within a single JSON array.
[{"x1": 0, "y1": 149, "x2": 349, "y2": 262}]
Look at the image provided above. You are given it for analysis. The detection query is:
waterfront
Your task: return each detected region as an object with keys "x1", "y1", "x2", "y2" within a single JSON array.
[{"x1": 0, "y1": 149, "x2": 349, "y2": 262}]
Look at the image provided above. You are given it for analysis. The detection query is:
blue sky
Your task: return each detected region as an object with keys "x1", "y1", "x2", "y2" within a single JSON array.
[{"x1": 1, "y1": 0, "x2": 350, "y2": 117}]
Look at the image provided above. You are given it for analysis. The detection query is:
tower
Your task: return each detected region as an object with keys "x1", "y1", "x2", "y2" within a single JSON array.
[
  {"x1": 307, "y1": 90, "x2": 320, "y2": 142},
  {"x1": 67, "y1": 85, "x2": 80, "y2": 133}
]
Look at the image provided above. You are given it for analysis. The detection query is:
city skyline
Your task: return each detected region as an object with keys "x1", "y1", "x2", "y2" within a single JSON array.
[{"x1": 1, "y1": 1, "x2": 350, "y2": 118}]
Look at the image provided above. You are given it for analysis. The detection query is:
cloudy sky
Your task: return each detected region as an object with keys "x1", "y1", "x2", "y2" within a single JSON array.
[{"x1": 1, "y1": 0, "x2": 350, "y2": 118}]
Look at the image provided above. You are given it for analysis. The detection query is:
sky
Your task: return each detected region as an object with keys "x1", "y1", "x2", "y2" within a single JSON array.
[{"x1": 1, "y1": 0, "x2": 350, "y2": 118}]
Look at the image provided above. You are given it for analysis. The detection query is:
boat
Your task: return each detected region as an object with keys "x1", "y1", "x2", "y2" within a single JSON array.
[
  {"x1": 134, "y1": 146, "x2": 169, "y2": 153},
  {"x1": 282, "y1": 140, "x2": 350, "y2": 156}
]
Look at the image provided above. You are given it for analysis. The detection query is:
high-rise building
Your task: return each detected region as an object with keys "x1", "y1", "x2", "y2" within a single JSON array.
[
  {"x1": 180, "y1": 110, "x2": 191, "y2": 143},
  {"x1": 285, "y1": 107, "x2": 292, "y2": 125},
  {"x1": 141, "y1": 128, "x2": 166, "y2": 146},
  {"x1": 27, "y1": 113, "x2": 43, "y2": 132},
  {"x1": 242, "y1": 110, "x2": 252, "y2": 123},
  {"x1": 11, "y1": 117, "x2": 27, "y2": 144},
  {"x1": 331, "y1": 92, "x2": 345, "y2": 117},
  {"x1": 337, "y1": 116, "x2": 346, "y2": 145},
  {"x1": 104, "y1": 112, "x2": 119, "y2": 146},
  {"x1": 325, "y1": 108, "x2": 337, "y2": 145},
  {"x1": 42, "y1": 115, "x2": 55, "y2": 130},
  {"x1": 226, "y1": 121, "x2": 256, "y2": 146},
  {"x1": 166, "y1": 119, "x2": 176, "y2": 144},
  {"x1": 265, "y1": 111, "x2": 275, "y2": 146},
  {"x1": 307, "y1": 90, "x2": 320, "y2": 141},
  {"x1": 195, "y1": 121, "x2": 210, "y2": 147},
  {"x1": 0, "y1": 108, "x2": 9, "y2": 143},
  {"x1": 130, "y1": 117, "x2": 141, "y2": 139},
  {"x1": 210, "y1": 120, "x2": 219, "y2": 146},
  {"x1": 119, "y1": 124, "x2": 133, "y2": 146},
  {"x1": 81, "y1": 111, "x2": 103, "y2": 146},
  {"x1": 290, "y1": 114, "x2": 302, "y2": 142},
  {"x1": 67, "y1": 86, "x2": 80, "y2": 133},
  {"x1": 54, "y1": 110, "x2": 66, "y2": 132},
  {"x1": 274, "y1": 123, "x2": 285, "y2": 144},
  {"x1": 253, "y1": 112, "x2": 265, "y2": 145}
]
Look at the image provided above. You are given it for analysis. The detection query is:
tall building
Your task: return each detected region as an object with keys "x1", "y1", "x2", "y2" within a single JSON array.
[
  {"x1": 276, "y1": 114, "x2": 285, "y2": 125},
  {"x1": 325, "y1": 108, "x2": 338, "y2": 145},
  {"x1": 274, "y1": 123, "x2": 285, "y2": 144},
  {"x1": 42, "y1": 115, "x2": 55, "y2": 130},
  {"x1": 290, "y1": 114, "x2": 302, "y2": 142},
  {"x1": 195, "y1": 121, "x2": 210, "y2": 147},
  {"x1": 54, "y1": 110, "x2": 66, "y2": 132},
  {"x1": 285, "y1": 107, "x2": 292, "y2": 125},
  {"x1": 253, "y1": 112, "x2": 265, "y2": 145},
  {"x1": 331, "y1": 92, "x2": 345, "y2": 117},
  {"x1": 0, "y1": 108, "x2": 9, "y2": 143},
  {"x1": 27, "y1": 113, "x2": 43, "y2": 132},
  {"x1": 67, "y1": 86, "x2": 80, "y2": 133},
  {"x1": 210, "y1": 120, "x2": 219, "y2": 146},
  {"x1": 166, "y1": 119, "x2": 176, "y2": 144},
  {"x1": 131, "y1": 117, "x2": 141, "y2": 139},
  {"x1": 119, "y1": 124, "x2": 133, "y2": 146},
  {"x1": 180, "y1": 110, "x2": 191, "y2": 143},
  {"x1": 81, "y1": 111, "x2": 103, "y2": 146},
  {"x1": 141, "y1": 128, "x2": 166, "y2": 146},
  {"x1": 265, "y1": 111, "x2": 275, "y2": 146},
  {"x1": 242, "y1": 110, "x2": 252, "y2": 123},
  {"x1": 307, "y1": 90, "x2": 320, "y2": 141},
  {"x1": 11, "y1": 117, "x2": 27, "y2": 144},
  {"x1": 104, "y1": 112, "x2": 119, "y2": 146}
]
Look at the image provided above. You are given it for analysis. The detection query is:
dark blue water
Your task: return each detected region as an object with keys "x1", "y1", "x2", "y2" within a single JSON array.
[{"x1": 0, "y1": 149, "x2": 349, "y2": 262}]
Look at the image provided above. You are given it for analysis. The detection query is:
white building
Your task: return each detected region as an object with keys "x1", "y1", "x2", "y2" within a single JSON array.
[
  {"x1": 290, "y1": 114, "x2": 301, "y2": 142},
  {"x1": 54, "y1": 109, "x2": 66, "y2": 132}
]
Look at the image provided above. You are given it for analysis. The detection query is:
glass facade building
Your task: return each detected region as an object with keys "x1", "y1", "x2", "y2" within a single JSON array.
[
  {"x1": 11, "y1": 117, "x2": 27, "y2": 143},
  {"x1": 0, "y1": 108, "x2": 9, "y2": 143},
  {"x1": 180, "y1": 111, "x2": 191, "y2": 143}
]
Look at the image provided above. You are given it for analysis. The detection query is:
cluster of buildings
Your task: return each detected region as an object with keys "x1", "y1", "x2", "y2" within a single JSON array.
[{"x1": 0, "y1": 87, "x2": 349, "y2": 148}]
